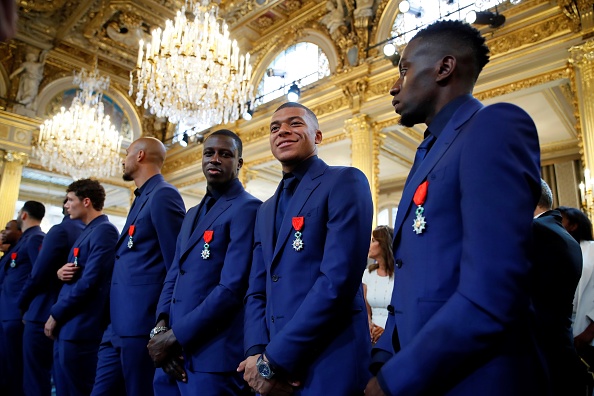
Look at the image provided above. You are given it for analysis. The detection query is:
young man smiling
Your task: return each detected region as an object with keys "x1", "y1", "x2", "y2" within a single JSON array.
[
  {"x1": 239, "y1": 103, "x2": 373, "y2": 395},
  {"x1": 150, "y1": 130, "x2": 261, "y2": 395}
]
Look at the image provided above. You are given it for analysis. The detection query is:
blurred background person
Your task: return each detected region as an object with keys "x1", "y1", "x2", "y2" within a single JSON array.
[
  {"x1": 531, "y1": 183, "x2": 586, "y2": 396},
  {"x1": 363, "y1": 225, "x2": 395, "y2": 344},
  {"x1": 557, "y1": 207, "x2": 594, "y2": 364}
]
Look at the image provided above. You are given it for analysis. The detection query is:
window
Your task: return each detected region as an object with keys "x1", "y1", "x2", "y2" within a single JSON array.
[
  {"x1": 257, "y1": 42, "x2": 330, "y2": 105},
  {"x1": 377, "y1": 206, "x2": 398, "y2": 227}
]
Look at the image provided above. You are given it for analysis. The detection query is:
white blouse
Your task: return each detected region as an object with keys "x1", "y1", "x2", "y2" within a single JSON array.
[{"x1": 362, "y1": 268, "x2": 394, "y2": 329}]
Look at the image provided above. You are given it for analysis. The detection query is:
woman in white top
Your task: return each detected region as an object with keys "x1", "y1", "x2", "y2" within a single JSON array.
[{"x1": 362, "y1": 225, "x2": 394, "y2": 344}]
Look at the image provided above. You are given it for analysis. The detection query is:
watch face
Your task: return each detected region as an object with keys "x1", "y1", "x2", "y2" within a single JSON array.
[{"x1": 259, "y1": 364, "x2": 271, "y2": 378}]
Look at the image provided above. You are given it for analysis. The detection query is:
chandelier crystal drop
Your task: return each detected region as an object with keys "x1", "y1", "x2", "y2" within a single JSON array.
[
  {"x1": 129, "y1": 0, "x2": 254, "y2": 127},
  {"x1": 35, "y1": 68, "x2": 123, "y2": 180}
]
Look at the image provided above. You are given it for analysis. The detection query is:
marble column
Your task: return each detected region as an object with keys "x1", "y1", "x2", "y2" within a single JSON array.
[
  {"x1": 344, "y1": 113, "x2": 379, "y2": 226},
  {"x1": 0, "y1": 150, "x2": 28, "y2": 226}
]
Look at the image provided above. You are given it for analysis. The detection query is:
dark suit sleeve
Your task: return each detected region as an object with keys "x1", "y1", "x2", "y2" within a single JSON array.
[
  {"x1": 264, "y1": 167, "x2": 373, "y2": 373},
  {"x1": 377, "y1": 104, "x2": 541, "y2": 394},
  {"x1": 18, "y1": 225, "x2": 67, "y2": 312},
  {"x1": 244, "y1": 210, "x2": 270, "y2": 355},
  {"x1": 172, "y1": 199, "x2": 261, "y2": 347},
  {"x1": 27, "y1": 233, "x2": 45, "y2": 267},
  {"x1": 150, "y1": 186, "x2": 185, "y2": 272},
  {"x1": 155, "y1": 228, "x2": 184, "y2": 324},
  {"x1": 50, "y1": 224, "x2": 118, "y2": 323}
]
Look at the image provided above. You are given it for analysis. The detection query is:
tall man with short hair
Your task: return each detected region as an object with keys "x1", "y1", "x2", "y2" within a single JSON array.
[
  {"x1": 239, "y1": 102, "x2": 374, "y2": 394},
  {"x1": 366, "y1": 20, "x2": 544, "y2": 395},
  {"x1": 18, "y1": 199, "x2": 84, "y2": 396},
  {"x1": 92, "y1": 137, "x2": 185, "y2": 396},
  {"x1": 150, "y1": 129, "x2": 261, "y2": 395},
  {"x1": 0, "y1": 201, "x2": 45, "y2": 396},
  {"x1": 45, "y1": 179, "x2": 118, "y2": 396}
]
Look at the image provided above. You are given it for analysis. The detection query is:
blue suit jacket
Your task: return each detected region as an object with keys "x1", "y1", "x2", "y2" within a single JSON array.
[
  {"x1": 18, "y1": 216, "x2": 84, "y2": 322},
  {"x1": 244, "y1": 157, "x2": 373, "y2": 394},
  {"x1": 50, "y1": 215, "x2": 118, "y2": 341},
  {"x1": 0, "y1": 226, "x2": 45, "y2": 321},
  {"x1": 375, "y1": 98, "x2": 544, "y2": 395},
  {"x1": 110, "y1": 174, "x2": 185, "y2": 337},
  {"x1": 156, "y1": 178, "x2": 261, "y2": 373}
]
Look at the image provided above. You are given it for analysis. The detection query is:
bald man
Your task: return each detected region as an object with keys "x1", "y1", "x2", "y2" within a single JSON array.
[{"x1": 92, "y1": 137, "x2": 186, "y2": 396}]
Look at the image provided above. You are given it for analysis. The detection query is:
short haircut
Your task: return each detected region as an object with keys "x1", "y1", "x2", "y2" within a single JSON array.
[
  {"x1": 22, "y1": 201, "x2": 45, "y2": 221},
  {"x1": 412, "y1": 20, "x2": 490, "y2": 82},
  {"x1": 8, "y1": 219, "x2": 21, "y2": 231},
  {"x1": 66, "y1": 179, "x2": 106, "y2": 211},
  {"x1": 557, "y1": 206, "x2": 593, "y2": 242},
  {"x1": 207, "y1": 129, "x2": 243, "y2": 157},
  {"x1": 274, "y1": 102, "x2": 319, "y2": 129},
  {"x1": 538, "y1": 179, "x2": 553, "y2": 210}
]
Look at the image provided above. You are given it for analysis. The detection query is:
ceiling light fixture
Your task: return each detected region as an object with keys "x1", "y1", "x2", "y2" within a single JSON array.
[
  {"x1": 287, "y1": 83, "x2": 300, "y2": 102},
  {"x1": 465, "y1": 10, "x2": 506, "y2": 28}
]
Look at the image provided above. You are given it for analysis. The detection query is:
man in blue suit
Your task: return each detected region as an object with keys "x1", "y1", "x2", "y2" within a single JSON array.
[
  {"x1": 92, "y1": 137, "x2": 185, "y2": 396},
  {"x1": 239, "y1": 103, "x2": 374, "y2": 395},
  {"x1": 0, "y1": 219, "x2": 22, "y2": 392},
  {"x1": 149, "y1": 129, "x2": 261, "y2": 395},
  {"x1": 0, "y1": 201, "x2": 45, "y2": 396},
  {"x1": 18, "y1": 200, "x2": 84, "y2": 396},
  {"x1": 365, "y1": 21, "x2": 544, "y2": 395},
  {"x1": 45, "y1": 179, "x2": 119, "y2": 396}
]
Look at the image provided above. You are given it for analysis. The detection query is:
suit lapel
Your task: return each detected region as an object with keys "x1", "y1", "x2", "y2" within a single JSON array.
[
  {"x1": 393, "y1": 99, "x2": 483, "y2": 242},
  {"x1": 271, "y1": 160, "x2": 326, "y2": 264},
  {"x1": 179, "y1": 181, "x2": 242, "y2": 263}
]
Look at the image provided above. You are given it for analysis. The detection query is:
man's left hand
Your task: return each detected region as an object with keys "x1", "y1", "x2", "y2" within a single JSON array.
[
  {"x1": 44, "y1": 315, "x2": 57, "y2": 340},
  {"x1": 147, "y1": 329, "x2": 177, "y2": 366},
  {"x1": 161, "y1": 356, "x2": 187, "y2": 383},
  {"x1": 365, "y1": 377, "x2": 386, "y2": 396}
]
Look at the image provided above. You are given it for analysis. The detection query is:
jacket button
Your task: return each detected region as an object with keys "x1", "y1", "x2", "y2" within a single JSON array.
[
  {"x1": 271, "y1": 315, "x2": 275, "y2": 323},
  {"x1": 180, "y1": 269, "x2": 185, "y2": 275},
  {"x1": 272, "y1": 275, "x2": 279, "y2": 282},
  {"x1": 395, "y1": 259, "x2": 403, "y2": 268},
  {"x1": 172, "y1": 298, "x2": 176, "y2": 303}
]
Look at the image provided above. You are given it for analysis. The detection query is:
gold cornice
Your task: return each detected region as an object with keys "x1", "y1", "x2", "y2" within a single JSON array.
[
  {"x1": 473, "y1": 67, "x2": 570, "y2": 101},
  {"x1": 2, "y1": 150, "x2": 29, "y2": 165},
  {"x1": 541, "y1": 139, "x2": 579, "y2": 154},
  {"x1": 176, "y1": 175, "x2": 206, "y2": 190},
  {"x1": 487, "y1": 14, "x2": 571, "y2": 57}
]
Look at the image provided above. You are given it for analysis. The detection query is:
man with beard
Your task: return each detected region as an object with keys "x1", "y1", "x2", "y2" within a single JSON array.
[
  {"x1": 92, "y1": 137, "x2": 185, "y2": 396},
  {"x1": 0, "y1": 201, "x2": 45, "y2": 395},
  {"x1": 149, "y1": 130, "x2": 260, "y2": 395}
]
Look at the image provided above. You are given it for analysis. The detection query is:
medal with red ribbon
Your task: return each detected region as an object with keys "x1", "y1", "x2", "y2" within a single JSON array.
[
  {"x1": 73, "y1": 247, "x2": 79, "y2": 266},
  {"x1": 412, "y1": 181, "x2": 428, "y2": 234},
  {"x1": 201, "y1": 230, "x2": 214, "y2": 259},
  {"x1": 292, "y1": 217, "x2": 304, "y2": 251},
  {"x1": 127, "y1": 225, "x2": 135, "y2": 249},
  {"x1": 9, "y1": 252, "x2": 17, "y2": 268}
]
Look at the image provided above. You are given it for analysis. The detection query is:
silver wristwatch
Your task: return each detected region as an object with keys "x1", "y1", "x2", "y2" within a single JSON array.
[
  {"x1": 256, "y1": 354, "x2": 275, "y2": 379},
  {"x1": 149, "y1": 326, "x2": 168, "y2": 339}
]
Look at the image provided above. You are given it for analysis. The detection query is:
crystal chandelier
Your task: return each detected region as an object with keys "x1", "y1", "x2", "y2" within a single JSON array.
[
  {"x1": 34, "y1": 67, "x2": 123, "y2": 180},
  {"x1": 129, "y1": 0, "x2": 254, "y2": 127}
]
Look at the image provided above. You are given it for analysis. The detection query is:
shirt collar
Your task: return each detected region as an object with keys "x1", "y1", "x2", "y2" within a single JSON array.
[
  {"x1": 206, "y1": 177, "x2": 241, "y2": 201},
  {"x1": 135, "y1": 174, "x2": 164, "y2": 197},
  {"x1": 284, "y1": 155, "x2": 318, "y2": 182},
  {"x1": 428, "y1": 94, "x2": 473, "y2": 138}
]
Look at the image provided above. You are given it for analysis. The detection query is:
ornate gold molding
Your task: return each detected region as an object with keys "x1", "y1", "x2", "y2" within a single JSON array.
[
  {"x1": 487, "y1": 15, "x2": 570, "y2": 57},
  {"x1": 474, "y1": 67, "x2": 570, "y2": 101},
  {"x1": 341, "y1": 77, "x2": 369, "y2": 113},
  {"x1": 2, "y1": 150, "x2": 29, "y2": 165}
]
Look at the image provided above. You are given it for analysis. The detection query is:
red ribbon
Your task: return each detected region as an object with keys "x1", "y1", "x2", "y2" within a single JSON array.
[
  {"x1": 292, "y1": 217, "x2": 304, "y2": 231},
  {"x1": 128, "y1": 225, "x2": 135, "y2": 237},
  {"x1": 203, "y1": 230, "x2": 213, "y2": 244},
  {"x1": 413, "y1": 181, "x2": 429, "y2": 206},
  {"x1": 73, "y1": 248, "x2": 79, "y2": 257},
  {"x1": 11, "y1": 252, "x2": 16, "y2": 260}
]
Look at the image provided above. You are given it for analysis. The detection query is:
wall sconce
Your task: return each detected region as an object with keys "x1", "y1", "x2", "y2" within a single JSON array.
[
  {"x1": 383, "y1": 42, "x2": 401, "y2": 66},
  {"x1": 287, "y1": 83, "x2": 300, "y2": 102},
  {"x1": 179, "y1": 132, "x2": 189, "y2": 147},
  {"x1": 465, "y1": 10, "x2": 506, "y2": 28},
  {"x1": 242, "y1": 101, "x2": 254, "y2": 121},
  {"x1": 398, "y1": 1, "x2": 423, "y2": 18}
]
